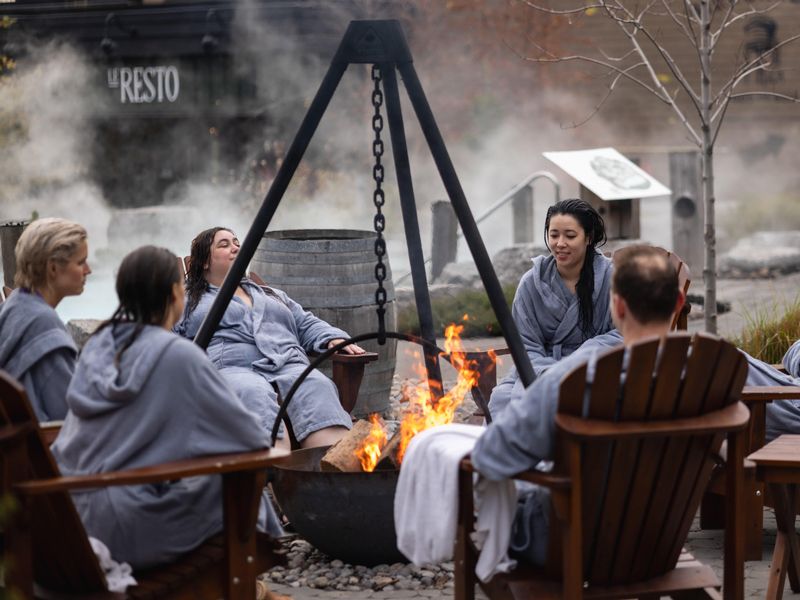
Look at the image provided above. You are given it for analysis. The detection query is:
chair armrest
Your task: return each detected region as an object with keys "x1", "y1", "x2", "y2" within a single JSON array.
[
  {"x1": 14, "y1": 447, "x2": 290, "y2": 496},
  {"x1": 330, "y1": 352, "x2": 378, "y2": 365},
  {"x1": 460, "y1": 457, "x2": 571, "y2": 490},
  {"x1": 39, "y1": 420, "x2": 63, "y2": 446},
  {"x1": 770, "y1": 363, "x2": 788, "y2": 374},
  {"x1": 741, "y1": 385, "x2": 800, "y2": 402},
  {"x1": 555, "y1": 401, "x2": 750, "y2": 440}
]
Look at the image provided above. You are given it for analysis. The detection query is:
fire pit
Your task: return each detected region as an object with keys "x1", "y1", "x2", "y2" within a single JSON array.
[{"x1": 269, "y1": 445, "x2": 406, "y2": 567}]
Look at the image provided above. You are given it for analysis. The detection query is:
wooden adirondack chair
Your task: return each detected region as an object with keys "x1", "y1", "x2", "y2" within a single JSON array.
[
  {"x1": 465, "y1": 246, "x2": 692, "y2": 420},
  {"x1": 0, "y1": 369, "x2": 290, "y2": 599},
  {"x1": 455, "y1": 333, "x2": 750, "y2": 600},
  {"x1": 701, "y1": 384, "x2": 800, "y2": 560}
]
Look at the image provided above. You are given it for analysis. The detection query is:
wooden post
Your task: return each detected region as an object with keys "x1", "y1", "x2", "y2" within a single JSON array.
[
  {"x1": 512, "y1": 185, "x2": 533, "y2": 244},
  {"x1": 669, "y1": 151, "x2": 703, "y2": 276},
  {"x1": 431, "y1": 200, "x2": 457, "y2": 280},
  {"x1": 0, "y1": 220, "x2": 28, "y2": 289}
]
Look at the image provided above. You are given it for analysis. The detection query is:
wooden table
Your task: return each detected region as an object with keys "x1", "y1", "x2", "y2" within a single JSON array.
[{"x1": 748, "y1": 435, "x2": 800, "y2": 600}]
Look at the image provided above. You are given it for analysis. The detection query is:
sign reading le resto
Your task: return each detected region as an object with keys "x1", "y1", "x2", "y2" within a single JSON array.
[{"x1": 107, "y1": 65, "x2": 180, "y2": 104}]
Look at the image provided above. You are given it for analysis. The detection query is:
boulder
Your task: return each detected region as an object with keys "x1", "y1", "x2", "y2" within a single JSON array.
[
  {"x1": 66, "y1": 319, "x2": 103, "y2": 350},
  {"x1": 489, "y1": 244, "x2": 548, "y2": 285},
  {"x1": 720, "y1": 231, "x2": 800, "y2": 278}
]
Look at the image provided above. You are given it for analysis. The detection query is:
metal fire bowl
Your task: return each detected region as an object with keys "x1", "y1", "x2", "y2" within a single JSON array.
[{"x1": 269, "y1": 445, "x2": 407, "y2": 566}]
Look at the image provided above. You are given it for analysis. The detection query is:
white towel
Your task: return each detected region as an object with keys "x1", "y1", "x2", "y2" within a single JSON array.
[
  {"x1": 89, "y1": 537, "x2": 137, "y2": 593},
  {"x1": 394, "y1": 423, "x2": 517, "y2": 581}
]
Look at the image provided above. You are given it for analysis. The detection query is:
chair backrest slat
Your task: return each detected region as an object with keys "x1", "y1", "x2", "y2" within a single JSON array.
[
  {"x1": 0, "y1": 371, "x2": 107, "y2": 592},
  {"x1": 611, "y1": 335, "x2": 690, "y2": 581},
  {"x1": 574, "y1": 350, "x2": 623, "y2": 573},
  {"x1": 590, "y1": 340, "x2": 660, "y2": 582}
]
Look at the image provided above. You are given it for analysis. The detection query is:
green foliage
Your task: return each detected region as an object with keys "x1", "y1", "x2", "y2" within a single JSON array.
[
  {"x1": 732, "y1": 295, "x2": 800, "y2": 364},
  {"x1": 0, "y1": 16, "x2": 15, "y2": 77},
  {"x1": 397, "y1": 284, "x2": 517, "y2": 338}
]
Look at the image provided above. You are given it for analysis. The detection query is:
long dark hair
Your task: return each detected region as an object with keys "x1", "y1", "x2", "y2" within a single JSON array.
[
  {"x1": 544, "y1": 198, "x2": 607, "y2": 339},
  {"x1": 184, "y1": 226, "x2": 284, "y2": 315},
  {"x1": 97, "y1": 245, "x2": 182, "y2": 364},
  {"x1": 185, "y1": 227, "x2": 230, "y2": 314}
]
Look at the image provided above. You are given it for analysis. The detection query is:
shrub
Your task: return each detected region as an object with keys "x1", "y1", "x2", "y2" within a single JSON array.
[
  {"x1": 732, "y1": 295, "x2": 800, "y2": 364},
  {"x1": 396, "y1": 284, "x2": 517, "y2": 338}
]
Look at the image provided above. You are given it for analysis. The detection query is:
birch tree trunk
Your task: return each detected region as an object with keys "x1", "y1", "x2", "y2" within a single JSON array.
[{"x1": 700, "y1": 0, "x2": 717, "y2": 334}]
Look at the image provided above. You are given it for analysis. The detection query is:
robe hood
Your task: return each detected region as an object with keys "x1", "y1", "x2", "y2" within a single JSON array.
[
  {"x1": 0, "y1": 290, "x2": 76, "y2": 377},
  {"x1": 67, "y1": 323, "x2": 176, "y2": 418}
]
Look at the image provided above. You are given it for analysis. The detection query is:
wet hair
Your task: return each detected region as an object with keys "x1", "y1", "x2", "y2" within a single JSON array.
[
  {"x1": 97, "y1": 245, "x2": 182, "y2": 364},
  {"x1": 544, "y1": 199, "x2": 607, "y2": 338},
  {"x1": 612, "y1": 245, "x2": 679, "y2": 324},
  {"x1": 14, "y1": 218, "x2": 87, "y2": 289},
  {"x1": 185, "y1": 226, "x2": 231, "y2": 314}
]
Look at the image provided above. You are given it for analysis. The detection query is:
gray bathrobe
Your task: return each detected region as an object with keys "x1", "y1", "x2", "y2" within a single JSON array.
[
  {"x1": 51, "y1": 323, "x2": 281, "y2": 570},
  {"x1": 0, "y1": 290, "x2": 75, "y2": 422},
  {"x1": 474, "y1": 340, "x2": 612, "y2": 566},
  {"x1": 566, "y1": 328, "x2": 800, "y2": 443},
  {"x1": 757, "y1": 340, "x2": 800, "y2": 442},
  {"x1": 489, "y1": 253, "x2": 614, "y2": 416},
  {"x1": 177, "y1": 280, "x2": 352, "y2": 441}
]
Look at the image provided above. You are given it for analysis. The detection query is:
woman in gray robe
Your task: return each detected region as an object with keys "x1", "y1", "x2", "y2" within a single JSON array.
[
  {"x1": 51, "y1": 246, "x2": 285, "y2": 585},
  {"x1": 489, "y1": 199, "x2": 614, "y2": 417},
  {"x1": 177, "y1": 227, "x2": 364, "y2": 449},
  {"x1": 0, "y1": 218, "x2": 91, "y2": 422}
]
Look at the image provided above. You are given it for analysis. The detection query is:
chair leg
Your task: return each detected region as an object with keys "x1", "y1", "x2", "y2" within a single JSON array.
[
  {"x1": 743, "y1": 479, "x2": 764, "y2": 561},
  {"x1": 700, "y1": 490, "x2": 725, "y2": 530},
  {"x1": 454, "y1": 467, "x2": 476, "y2": 600}
]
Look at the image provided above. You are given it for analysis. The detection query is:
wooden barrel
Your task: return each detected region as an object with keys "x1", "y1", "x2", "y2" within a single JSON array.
[{"x1": 252, "y1": 229, "x2": 397, "y2": 417}]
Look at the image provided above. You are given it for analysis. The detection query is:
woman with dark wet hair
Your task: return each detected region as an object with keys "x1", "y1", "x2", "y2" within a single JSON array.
[
  {"x1": 489, "y1": 199, "x2": 614, "y2": 416},
  {"x1": 52, "y1": 246, "x2": 287, "y2": 599},
  {"x1": 0, "y1": 217, "x2": 91, "y2": 422},
  {"x1": 178, "y1": 227, "x2": 364, "y2": 450}
]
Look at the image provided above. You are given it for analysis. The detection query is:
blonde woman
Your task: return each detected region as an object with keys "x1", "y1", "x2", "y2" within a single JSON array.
[{"x1": 0, "y1": 218, "x2": 91, "y2": 421}]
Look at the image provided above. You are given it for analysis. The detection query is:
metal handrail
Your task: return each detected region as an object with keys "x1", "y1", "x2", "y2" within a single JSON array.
[{"x1": 395, "y1": 170, "x2": 561, "y2": 285}]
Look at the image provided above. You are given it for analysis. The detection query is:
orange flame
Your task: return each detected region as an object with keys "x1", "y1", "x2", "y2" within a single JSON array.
[
  {"x1": 353, "y1": 317, "x2": 494, "y2": 470},
  {"x1": 395, "y1": 321, "x2": 482, "y2": 463},
  {"x1": 354, "y1": 413, "x2": 388, "y2": 472}
]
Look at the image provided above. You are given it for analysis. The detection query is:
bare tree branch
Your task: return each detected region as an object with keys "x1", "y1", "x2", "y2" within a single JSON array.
[
  {"x1": 712, "y1": 32, "x2": 800, "y2": 106},
  {"x1": 520, "y1": 1, "x2": 603, "y2": 16},
  {"x1": 561, "y1": 62, "x2": 648, "y2": 129},
  {"x1": 600, "y1": 0, "x2": 703, "y2": 125},
  {"x1": 710, "y1": 1, "x2": 781, "y2": 49},
  {"x1": 659, "y1": 0, "x2": 699, "y2": 48},
  {"x1": 728, "y1": 91, "x2": 800, "y2": 102}
]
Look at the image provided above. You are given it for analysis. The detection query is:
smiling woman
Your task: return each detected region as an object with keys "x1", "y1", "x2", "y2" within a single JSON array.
[
  {"x1": 488, "y1": 199, "x2": 615, "y2": 417},
  {"x1": 0, "y1": 218, "x2": 90, "y2": 421}
]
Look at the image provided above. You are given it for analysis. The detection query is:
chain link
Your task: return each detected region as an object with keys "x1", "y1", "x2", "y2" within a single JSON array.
[{"x1": 370, "y1": 64, "x2": 387, "y2": 343}]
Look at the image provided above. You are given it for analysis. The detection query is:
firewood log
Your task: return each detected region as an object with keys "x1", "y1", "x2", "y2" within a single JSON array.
[
  {"x1": 375, "y1": 431, "x2": 402, "y2": 471},
  {"x1": 320, "y1": 420, "x2": 374, "y2": 472}
]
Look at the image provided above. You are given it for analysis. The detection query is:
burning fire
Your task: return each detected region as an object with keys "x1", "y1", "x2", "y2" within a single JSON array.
[
  {"x1": 353, "y1": 318, "x2": 486, "y2": 471},
  {"x1": 355, "y1": 413, "x2": 388, "y2": 472}
]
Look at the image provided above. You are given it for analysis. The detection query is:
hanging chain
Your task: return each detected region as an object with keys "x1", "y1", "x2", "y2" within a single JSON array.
[{"x1": 371, "y1": 64, "x2": 387, "y2": 345}]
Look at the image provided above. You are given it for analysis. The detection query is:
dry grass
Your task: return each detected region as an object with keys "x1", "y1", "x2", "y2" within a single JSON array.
[
  {"x1": 732, "y1": 295, "x2": 800, "y2": 364},
  {"x1": 397, "y1": 284, "x2": 517, "y2": 338}
]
